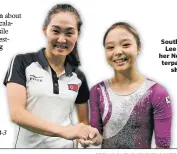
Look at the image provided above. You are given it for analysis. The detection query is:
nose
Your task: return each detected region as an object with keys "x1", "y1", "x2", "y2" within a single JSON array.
[
  {"x1": 114, "y1": 47, "x2": 123, "y2": 56},
  {"x1": 57, "y1": 34, "x2": 66, "y2": 43}
]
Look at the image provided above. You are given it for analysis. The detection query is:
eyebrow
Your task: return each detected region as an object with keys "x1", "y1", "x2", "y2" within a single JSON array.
[
  {"x1": 105, "y1": 39, "x2": 132, "y2": 45},
  {"x1": 52, "y1": 25, "x2": 75, "y2": 31},
  {"x1": 120, "y1": 39, "x2": 132, "y2": 43},
  {"x1": 105, "y1": 41, "x2": 114, "y2": 45}
]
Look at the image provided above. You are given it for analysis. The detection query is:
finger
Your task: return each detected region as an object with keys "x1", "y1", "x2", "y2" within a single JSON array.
[
  {"x1": 84, "y1": 129, "x2": 90, "y2": 138},
  {"x1": 80, "y1": 132, "x2": 88, "y2": 140},
  {"x1": 79, "y1": 139, "x2": 86, "y2": 148},
  {"x1": 79, "y1": 139, "x2": 93, "y2": 147},
  {"x1": 78, "y1": 139, "x2": 85, "y2": 144},
  {"x1": 89, "y1": 128, "x2": 97, "y2": 139},
  {"x1": 90, "y1": 136, "x2": 97, "y2": 143},
  {"x1": 89, "y1": 132, "x2": 95, "y2": 139},
  {"x1": 83, "y1": 126, "x2": 90, "y2": 134},
  {"x1": 84, "y1": 140, "x2": 93, "y2": 145}
]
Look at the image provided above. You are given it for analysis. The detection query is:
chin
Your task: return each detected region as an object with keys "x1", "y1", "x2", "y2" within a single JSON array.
[
  {"x1": 113, "y1": 65, "x2": 130, "y2": 72},
  {"x1": 52, "y1": 49, "x2": 71, "y2": 56},
  {"x1": 115, "y1": 68, "x2": 128, "y2": 72}
]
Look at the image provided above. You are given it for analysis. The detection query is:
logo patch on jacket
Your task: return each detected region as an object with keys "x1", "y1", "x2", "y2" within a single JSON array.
[
  {"x1": 29, "y1": 75, "x2": 43, "y2": 82},
  {"x1": 68, "y1": 84, "x2": 79, "y2": 92},
  {"x1": 165, "y1": 96, "x2": 171, "y2": 104}
]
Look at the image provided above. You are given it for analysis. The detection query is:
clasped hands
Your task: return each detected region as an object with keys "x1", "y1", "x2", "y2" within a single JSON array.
[
  {"x1": 65, "y1": 123, "x2": 102, "y2": 147},
  {"x1": 78, "y1": 124, "x2": 102, "y2": 147}
]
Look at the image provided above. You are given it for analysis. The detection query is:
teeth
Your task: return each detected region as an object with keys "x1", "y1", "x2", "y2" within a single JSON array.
[
  {"x1": 114, "y1": 58, "x2": 128, "y2": 63},
  {"x1": 55, "y1": 45, "x2": 67, "y2": 49},
  {"x1": 115, "y1": 59, "x2": 123, "y2": 63}
]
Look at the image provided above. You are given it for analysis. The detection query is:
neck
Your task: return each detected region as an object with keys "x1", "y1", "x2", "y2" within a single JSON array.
[
  {"x1": 44, "y1": 48, "x2": 66, "y2": 75},
  {"x1": 113, "y1": 66, "x2": 144, "y2": 85},
  {"x1": 45, "y1": 49, "x2": 66, "y2": 68}
]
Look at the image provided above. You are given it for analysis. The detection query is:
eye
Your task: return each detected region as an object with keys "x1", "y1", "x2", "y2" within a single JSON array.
[
  {"x1": 123, "y1": 43, "x2": 131, "y2": 48},
  {"x1": 52, "y1": 30, "x2": 59, "y2": 34},
  {"x1": 106, "y1": 46, "x2": 114, "y2": 50},
  {"x1": 65, "y1": 32, "x2": 74, "y2": 37}
]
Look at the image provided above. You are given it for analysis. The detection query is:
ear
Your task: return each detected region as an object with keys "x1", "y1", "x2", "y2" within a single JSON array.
[
  {"x1": 137, "y1": 47, "x2": 141, "y2": 55},
  {"x1": 76, "y1": 31, "x2": 80, "y2": 40},
  {"x1": 42, "y1": 26, "x2": 47, "y2": 36},
  {"x1": 76, "y1": 34, "x2": 80, "y2": 42}
]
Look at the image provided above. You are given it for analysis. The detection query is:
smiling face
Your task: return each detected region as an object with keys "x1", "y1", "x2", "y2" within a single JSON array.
[
  {"x1": 43, "y1": 11, "x2": 79, "y2": 57},
  {"x1": 105, "y1": 27, "x2": 140, "y2": 72}
]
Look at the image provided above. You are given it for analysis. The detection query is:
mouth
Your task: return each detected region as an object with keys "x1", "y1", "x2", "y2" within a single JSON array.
[
  {"x1": 113, "y1": 57, "x2": 129, "y2": 65},
  {"x1": 54, "y1": 44, "x2": 68, "y2": 50}
]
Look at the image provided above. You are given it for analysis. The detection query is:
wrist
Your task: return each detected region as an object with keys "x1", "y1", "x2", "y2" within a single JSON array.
[{"x1": 56, "y1": 125, "x2": 69, "y2": 138}]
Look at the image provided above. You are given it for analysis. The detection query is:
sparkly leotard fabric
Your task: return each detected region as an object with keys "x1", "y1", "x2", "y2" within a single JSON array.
[{"x1": 90, "y1": 79, "x2": 172, "y2": 148}]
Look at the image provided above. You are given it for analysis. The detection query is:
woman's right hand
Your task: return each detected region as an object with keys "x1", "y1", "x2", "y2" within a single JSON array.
[
  {"x1": 78, "y1": 126, "x2": 102, "y2": 147},
  {"x1": 63, "y1": 123, "x2": 90, "y2": 140}
]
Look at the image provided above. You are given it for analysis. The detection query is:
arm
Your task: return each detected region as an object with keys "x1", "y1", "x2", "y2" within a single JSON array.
[
  {"x1": 7, "y1": 82, "x2": 90, "y2": 140},
  {"x1": 76, "y1": 103, "x2": 89, "y2": 125},
  {"x1": 74, "y1": 68, "x2": 90, "y2": 125},
  {"x1": 89, "y1": 85, "x2": 103, "y2": 145},
  {"x1": 90, "y1": 85, "x2": 103, "y2": 135},
  {"x1": 150, "y1": 84, "x2": 172, "y2": 148}
]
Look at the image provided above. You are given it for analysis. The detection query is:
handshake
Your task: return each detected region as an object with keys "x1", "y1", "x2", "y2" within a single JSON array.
[{"x1": 64, "y1": 123, "x2": 102, "y2": 147}]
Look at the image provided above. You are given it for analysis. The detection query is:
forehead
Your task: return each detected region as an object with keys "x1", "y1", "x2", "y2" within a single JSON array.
[
  {"x1": 49, "y1": 12, "x2": 77, "y2": 29},
  {"x1": 105, "y1": 27, "x2": 135, "y2": 44}
]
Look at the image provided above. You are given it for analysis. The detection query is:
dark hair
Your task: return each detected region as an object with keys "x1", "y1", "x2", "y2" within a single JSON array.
[
  {"x1": 103, "y1": 22, "x2": 141, "y2": 50},
  {"x1": 44, "y1": 4, "x2": 82, "y2": 67}
]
